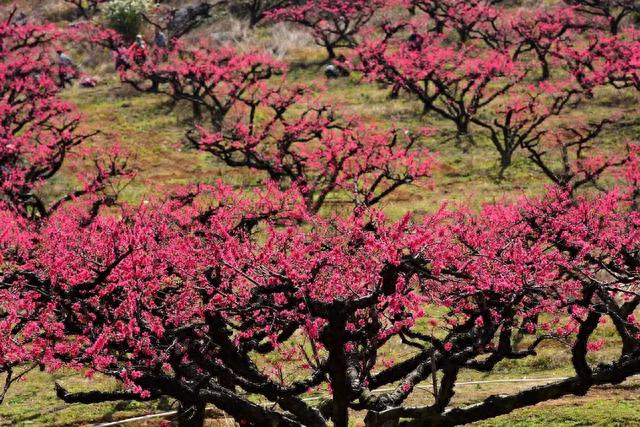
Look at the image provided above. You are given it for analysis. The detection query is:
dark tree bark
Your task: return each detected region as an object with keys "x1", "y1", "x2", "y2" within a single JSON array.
[{"x1": 177, "y1": 402, "x2": 207, "y2": 427}]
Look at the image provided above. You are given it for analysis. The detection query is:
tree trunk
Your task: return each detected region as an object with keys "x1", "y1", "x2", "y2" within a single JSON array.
[
  {"x1": 325, "y1": 43, "x2": 336, "y2": 60},
  {"x1": 538, "y1": 56, "x2": 550, "y2": 81},
  {"x1": 610, "y1": 15, "x2": 620, "y2": 35},
  {"x1": 192, "y1": 102, "x2": 202, "y2": 122},
  {"x1": 326, "y1": 315, "x2": 349, "y2": 427},
  {"x1": 177, "y1": 402, "x2": 206, "y2": 427},
  {"x1": 498, "y1": 151, "x2": 511, "y2": 180},
  {"x1": 249, "y1": 11, "x2": 261, "y2": 28}
]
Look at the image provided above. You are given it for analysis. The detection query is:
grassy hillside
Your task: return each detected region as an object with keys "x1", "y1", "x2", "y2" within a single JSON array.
[{"x1": 48, "y1": 55, "x2": 640, "y2": 218}]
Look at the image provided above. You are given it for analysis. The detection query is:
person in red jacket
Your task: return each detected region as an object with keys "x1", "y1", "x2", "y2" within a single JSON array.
[{"x1": 128, "y1": 34, "x2": 147, "y2": 66}]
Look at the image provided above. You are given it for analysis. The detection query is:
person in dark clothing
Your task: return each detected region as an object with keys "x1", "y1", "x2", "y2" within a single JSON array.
[
  {"x1": 154, "y1": 29, "x2": 168, "y2": 48},
  {"x1": 56, "y1": 49, "x2": 78, "y2": 88},
  {"x1": 408, "y1": 32, "x2": 424, "y2": 51},
  {"x1": 114, "y1": 47, "x2": 131, "y2": 71},
  {"x1": 325, "y1": 54, "x2": 350, "y2": 79}
]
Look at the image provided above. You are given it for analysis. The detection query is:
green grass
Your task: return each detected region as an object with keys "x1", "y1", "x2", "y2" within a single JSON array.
[
  {"x1": 46, "y1": 61, "x2": 566, "y2": 221},
  {"x1": 473, "y1": 390, "x2": 640, "y2": 427},
  {"x1": 0, "y1": 369, "x2": 167, "y2": 426},
  {"x1": 50, "y1": 45, "x2": 640, "y2": 219}
]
